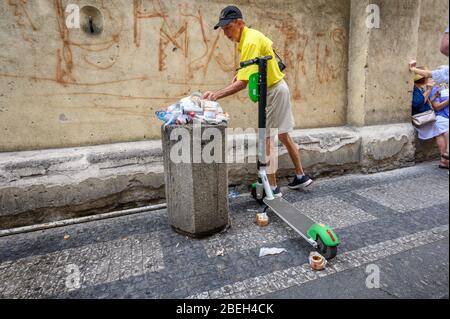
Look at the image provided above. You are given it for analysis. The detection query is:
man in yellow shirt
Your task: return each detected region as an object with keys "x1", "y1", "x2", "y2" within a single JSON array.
[{"x1": 203, "y1": 6, "x2": 313, "y2": 197}]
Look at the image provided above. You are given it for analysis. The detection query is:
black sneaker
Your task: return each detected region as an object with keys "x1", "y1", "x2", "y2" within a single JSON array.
[
  {"x1": 272, "y1": 187, "x2": 283, "y2": 198},
  {"x1": 288, "y1": 175, "x2": 313, "y2": 189}
]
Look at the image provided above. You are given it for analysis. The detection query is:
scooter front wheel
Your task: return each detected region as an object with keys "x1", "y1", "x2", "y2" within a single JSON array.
[{"x1": 316, "y1": 236, "x2": 338, "y2": 260}]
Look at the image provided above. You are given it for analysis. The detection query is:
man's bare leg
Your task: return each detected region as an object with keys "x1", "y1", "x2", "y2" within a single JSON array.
[
  {"x1": 266, "y1": 136, "x2": 277, "y2": 187},
  {"x1": 277, "y1": 132, "x2": 314, "y2": 189},
  {"x1": 278, "y1": 133, "x2": 304, "y2": 175}
]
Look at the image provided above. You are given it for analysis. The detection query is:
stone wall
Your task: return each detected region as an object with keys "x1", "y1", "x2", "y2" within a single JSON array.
[
  {"x1": 0, "y1": 0, "x2": 351, "y2": 151},
  {"x1": 0, "y1": 123, "x2": 416, "y2": 229},
  {"x1": 417, "y1": 0, "x2": 449, "y2": 68},
  {"x1": 0, "y1": 0, "x2": 448, "y2": 228}
]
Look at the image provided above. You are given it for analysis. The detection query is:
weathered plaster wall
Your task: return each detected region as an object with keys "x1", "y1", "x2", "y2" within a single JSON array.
[
  {"x1": 349, "y1": 0, "x2": 420, "y2": 126},
  {"x1": 0, "y1": 1, "x2": 448, "y2": 228},
  {"x1": 0, "y1": 124, "x2": 416, "y2": 229},
  {"x1": 347, "y1": 0, "x2": 448, "y2": 127},
  {"x1": 0, "y1": 0, "x2": 350, "y2": 151},
  {"x1": 416, "y1": 0, "x2": 449, "y2": 69},
  {"x1": 365, "y1": 0, "x2": 423, "y2": 125}
]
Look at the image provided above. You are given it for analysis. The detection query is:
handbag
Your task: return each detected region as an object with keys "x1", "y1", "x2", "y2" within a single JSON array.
[
  {"x1": 411, "y1": 109, "x2": 436, "y2": 127},
  {"x1": 274, "y1": 50, "x2": 286, "y2": 72}
]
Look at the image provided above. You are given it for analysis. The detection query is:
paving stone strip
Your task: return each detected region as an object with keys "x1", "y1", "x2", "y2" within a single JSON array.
[
  {"x1": 0, "y1": 232, "x2": 164, "y2": 298},
  {"x1": 0, "y1": 162, "x2": 447, "y2": 299},
  {"x1": 187, "y1": 225, "x2": 449, "y2": 299}
]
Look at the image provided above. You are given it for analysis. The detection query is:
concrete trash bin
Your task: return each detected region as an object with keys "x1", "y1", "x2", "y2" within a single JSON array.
[{"x1": 161, "y1": 123, "x2": 230, "y2": 237}]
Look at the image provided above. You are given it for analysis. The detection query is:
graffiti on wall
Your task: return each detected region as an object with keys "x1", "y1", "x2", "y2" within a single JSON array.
[
  {"x1": 7, "y1": 0, "x2": 38, "y2": 43},
  {"x1": 276, "y1": 15, "x2": 347, "y2": 100},
  {"x1": 133, "y1": 0, "x2": 237, "y2": 85},
  {"x1": 1, "y1": 0, "x2": 347, "y2": 98},
  {"x1": 53, "y1": 0, "x2": 129, "y2": 86},
  {"x1": 2, "y1": 0, "x2": 144, "y2": 88}
]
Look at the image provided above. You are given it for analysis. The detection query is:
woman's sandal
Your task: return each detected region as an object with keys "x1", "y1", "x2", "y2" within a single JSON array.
[{"x1": 440, "y1": 153, "x2": 449, "y2": 169}]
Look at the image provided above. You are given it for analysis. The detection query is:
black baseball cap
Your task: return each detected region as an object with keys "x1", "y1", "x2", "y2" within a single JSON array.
[{"x1": 214, "y1": 6, "x2": 243, "y2": 30}]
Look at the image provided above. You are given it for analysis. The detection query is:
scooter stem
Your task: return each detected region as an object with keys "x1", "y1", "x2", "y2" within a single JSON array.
[
  {"x1": 240, "y1": 56, "x2": 275, "y2": 200},
  {"x1": 257, "y1": 58, "x2": 269, "y2": 169},
  {"x1": 258, "y1": 167, "x2": 274, "y2": 201}
]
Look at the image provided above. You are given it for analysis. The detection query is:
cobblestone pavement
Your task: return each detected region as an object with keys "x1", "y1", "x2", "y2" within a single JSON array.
[{"x1": 0, "y1": 162, "x2": 448, "y2": 299}]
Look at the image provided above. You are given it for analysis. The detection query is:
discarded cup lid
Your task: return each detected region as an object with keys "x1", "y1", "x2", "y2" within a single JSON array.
[
  {"x1": 309, "y1": 252, "x2": 327, "y2": 271},
  {"x1": 256, "y1": 212, "x2": 269, "y2": 227}
]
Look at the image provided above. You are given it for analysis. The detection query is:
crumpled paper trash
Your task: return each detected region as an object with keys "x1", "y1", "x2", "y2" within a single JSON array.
[
  {"x1": 259, "y1": 247, "x2": 287, "y2": 257},
  {"x1": 216, "y1": 249, "x2": 225, "y2": 257}
]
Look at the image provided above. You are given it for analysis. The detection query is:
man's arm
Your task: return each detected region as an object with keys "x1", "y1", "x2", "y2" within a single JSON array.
[
  {"x1": 203, "y1": 80, "x2": 248, "y2": 101},
  {"x1": 410, "y1": 67, "x2": 433, "y2": 78},
  {"x1": 409, "y1": 60, "x2": 433, "y2": 78}
]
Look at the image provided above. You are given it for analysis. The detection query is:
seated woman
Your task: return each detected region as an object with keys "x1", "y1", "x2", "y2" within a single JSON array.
[
  {"x1": 412, "y1": 73, "x2": 449, "y2": 169},
  {"x1": 430, "y1": 83, "x2": 449, "y2": 168}
]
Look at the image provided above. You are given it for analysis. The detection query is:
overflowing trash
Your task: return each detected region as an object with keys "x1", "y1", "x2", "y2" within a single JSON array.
[{"x1": 156, "y1": 92, "x2": 230, "y2": 126}]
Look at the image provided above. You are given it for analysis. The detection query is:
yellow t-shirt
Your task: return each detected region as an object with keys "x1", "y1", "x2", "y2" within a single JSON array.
[{"x1": 237, "y1": 26, "x2": 284, "y2": 88}]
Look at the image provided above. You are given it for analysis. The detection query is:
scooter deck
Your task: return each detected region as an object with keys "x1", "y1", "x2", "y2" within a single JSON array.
[{"x1": 263, "y1": 197, "x2": 315, "y2": 236}]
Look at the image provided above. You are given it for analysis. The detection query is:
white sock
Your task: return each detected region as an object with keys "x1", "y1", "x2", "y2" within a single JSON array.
[
  {"x1": 270, "y1": 185, "x2": 277, "y2": 191},
  {"x1": 296, "y1": 174, "x2": 304, "y2": 180}
]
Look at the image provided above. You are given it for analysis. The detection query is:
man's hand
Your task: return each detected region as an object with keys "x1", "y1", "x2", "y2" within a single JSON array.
[
  {"x1": 203, "y1": 91, "x2": 218, "y2": 101},
  {"x1": 426, "y1": 78, "x2": 436, "y2": 88},
  {"x1": 409, "y1": 59, "x2": 417, "y2": 70},
  {"x1": 203, "y1": 80, "x2": 247, "y2": 101}
]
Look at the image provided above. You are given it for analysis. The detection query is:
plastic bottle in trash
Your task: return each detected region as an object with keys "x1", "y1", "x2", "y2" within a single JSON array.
[
  {"x1": 157, "y1": 111, "x2": 176, "y2": 126},
  {"x1": 170, "y1": 104, "x2": 183, "y2": 125},
  {"x1": 155, "y1": 111, "x2": 171, "y2": 122},
  {"x1": 156, "y1": 105, "x2": 181, "y2": 126}
]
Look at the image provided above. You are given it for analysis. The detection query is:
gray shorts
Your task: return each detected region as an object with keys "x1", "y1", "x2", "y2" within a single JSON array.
[{"x1": 266, "y1": 79, "x2": 295, "y2": 137}]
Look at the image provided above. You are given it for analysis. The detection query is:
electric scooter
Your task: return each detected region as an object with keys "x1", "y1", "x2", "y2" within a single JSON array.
[{"x1": 241, "y1": 56, "x2": 340, "y2": 259}]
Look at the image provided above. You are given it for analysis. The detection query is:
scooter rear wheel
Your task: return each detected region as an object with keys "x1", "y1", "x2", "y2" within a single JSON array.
[
  {"x1": 251, "y1": 187, "x2": 265, "y2": 205},
  {"x1": 316, "y1": 236, "x2": 338, "y2": 260}
]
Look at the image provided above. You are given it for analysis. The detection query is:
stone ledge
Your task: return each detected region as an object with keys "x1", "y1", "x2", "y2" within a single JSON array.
[
  {"x1": 0, "y1": 124, "x2": 422, "y2": 228},
  {"x1": 415, "y1": 136, "x2": 441, "y2": 163}
]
